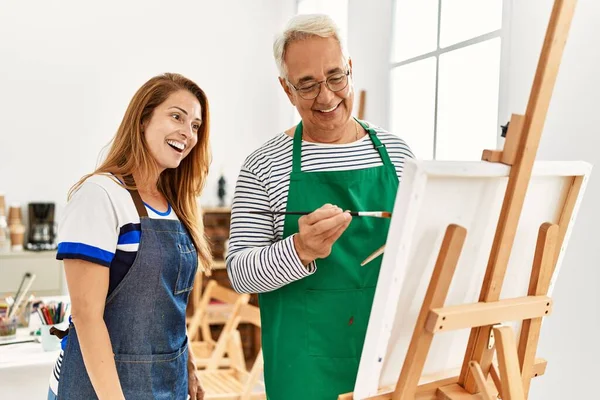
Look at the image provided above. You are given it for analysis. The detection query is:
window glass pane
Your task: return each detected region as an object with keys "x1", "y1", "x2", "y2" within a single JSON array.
[
  {"x1": 392, "y1": 0, "x2": 438, "y2": 62},
  {"x1": 297, "y1": 0, "x2": 348, "y2": 44},
  {"x1": 390, "y1": 57, "x2": 437, "y2": 160},
  {"x1": 436, "y1": 38, "x2": 501, "y2": 161},
  {"x1": 440, "y1": 0, "x2": 502, "y2": 48}
]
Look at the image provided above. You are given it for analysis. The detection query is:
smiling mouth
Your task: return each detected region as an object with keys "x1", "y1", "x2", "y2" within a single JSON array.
[
  {"x1": 166, "y1": 139, "x2": 185, "y2": 153},
  {"x1": 316, "y1": 103, "x2": 340, "y2": 113}
]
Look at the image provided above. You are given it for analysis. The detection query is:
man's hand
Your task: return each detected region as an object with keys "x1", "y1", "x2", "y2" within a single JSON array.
[
  {"x1": 188, "y1": 355, "x2": 204, "y2": 400},
  {"x1": 293, "y1": 204, "x2": 352, "y2": 265}
]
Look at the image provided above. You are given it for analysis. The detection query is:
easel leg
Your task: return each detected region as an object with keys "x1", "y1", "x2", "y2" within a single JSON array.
[
  {"x1": 494, "y1": 326, "x2": 526, "y2": 400},
  {"x1": 518, "y1": 223, "x2": 558, "y2": 396},
  {"x1": 392, "y1": 224, "x2": 467, "y2": 400},
  {"x1": 468, "y1": 361, "x2": 495, "y2": 400},
  {"x1": 489, "y1": 363, "x2": 503, "y2": 399}
]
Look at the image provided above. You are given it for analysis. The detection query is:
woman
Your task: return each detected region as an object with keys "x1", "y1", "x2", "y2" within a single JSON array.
[{"x1": 48, "y1": 73, "x2": 212, "y2": 399}]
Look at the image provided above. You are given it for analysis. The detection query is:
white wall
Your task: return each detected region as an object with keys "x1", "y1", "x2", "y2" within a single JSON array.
[
  {"x1": 0, "y1": 0, "x2": 296, "y2": 220},
  {"x1": 505, "y1": 0, "x2": 600, "y2": 398},
  {"x1": 346, "y1": 0, "x2": 394, "y2": 126}
]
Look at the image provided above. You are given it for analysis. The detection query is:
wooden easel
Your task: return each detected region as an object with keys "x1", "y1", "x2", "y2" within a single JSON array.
[
  {"x1": 358, "y1": 90, "x2": 367, "y2": 120},
  {"x1": 340, "y1": 0, "x2": 580, "y2": 398}
]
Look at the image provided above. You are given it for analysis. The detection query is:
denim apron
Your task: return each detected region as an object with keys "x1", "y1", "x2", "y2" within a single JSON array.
[
  {"x1": 259, "y1": 119, "x2": 399, "y2": 399},
  {"x1": 57, "y1": 177, "x2": 197, "y2": 399}
]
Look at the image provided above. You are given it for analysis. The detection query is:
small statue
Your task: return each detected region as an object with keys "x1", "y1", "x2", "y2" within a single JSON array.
[{"x1": 218, "y1": 175, "x2": 226, "y2": 207}]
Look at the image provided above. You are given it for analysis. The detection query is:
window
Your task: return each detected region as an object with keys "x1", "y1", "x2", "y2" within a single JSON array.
[
  {"x1": 390, "y1": 0, "x2": 503, "y2": 160},
  {"x1": 292, "y1": 0, "x2": 349, "y2": 124}
]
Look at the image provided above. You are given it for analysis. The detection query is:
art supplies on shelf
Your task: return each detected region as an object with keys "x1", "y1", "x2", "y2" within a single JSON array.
[
  {"x1": 37, "y1": 301, "x2": 69, "y2": 326},
  {"x1": 36, "y1": 301, "x2": 70, "y2": 351}
]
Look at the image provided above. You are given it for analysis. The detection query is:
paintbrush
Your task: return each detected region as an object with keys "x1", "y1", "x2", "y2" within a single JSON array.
[
  {"x1": 7, "y1": 273, "x2": 29, "y2": 318},
  {"x1": 361, "y1": 244, "x2": 386, "y2": 266},
  {"x1": 248, "y1": 211, "x2": 392, "y2": 218},
  {"x1": 8, "y1": 273, "x2": 36, "y2": 319}
]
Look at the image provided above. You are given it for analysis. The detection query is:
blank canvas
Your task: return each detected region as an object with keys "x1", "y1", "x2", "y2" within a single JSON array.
[{"x1": 353, "y1": 159, "x2": 591, "y2": 399}]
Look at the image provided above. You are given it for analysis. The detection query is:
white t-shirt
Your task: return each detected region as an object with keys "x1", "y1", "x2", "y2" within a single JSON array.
[{"x1": 50, "y1": 173, "x2": 179, "y2": 395}]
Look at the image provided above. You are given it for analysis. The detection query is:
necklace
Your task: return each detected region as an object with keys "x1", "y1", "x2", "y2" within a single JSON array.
[{"x1": 354, "y1": 120, "x2": 361, "y2": 141}]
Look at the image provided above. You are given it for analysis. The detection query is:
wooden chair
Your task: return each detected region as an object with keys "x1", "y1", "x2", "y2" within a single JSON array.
[
  {"x1": 198, "y1": 303, "x2": 266, "y2": 400},
  {"x1": 187, "y1": 280, "x2": 250, "y2": 370}
]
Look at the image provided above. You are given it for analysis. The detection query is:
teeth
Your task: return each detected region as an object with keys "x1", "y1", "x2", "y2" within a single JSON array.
[
  {"x1": 167, "y1": 140, "x2": 185, "y2": 150},
  {"x1": 319, "y1": 104, "x2": 338, "y2": 113}
]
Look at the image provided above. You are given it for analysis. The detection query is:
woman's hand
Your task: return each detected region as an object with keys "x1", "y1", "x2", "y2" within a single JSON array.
[{"x1": 187, "y1": 352, "x2": 204, "y2": 400}]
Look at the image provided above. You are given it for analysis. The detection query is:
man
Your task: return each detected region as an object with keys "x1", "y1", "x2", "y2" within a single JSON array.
[{"x1": 226, "y1": 14, "x2": 414, "y2": 400}]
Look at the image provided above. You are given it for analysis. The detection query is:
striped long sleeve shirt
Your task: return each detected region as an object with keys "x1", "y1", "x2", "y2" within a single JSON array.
[{"x1": 226, "y1": 123, "x2": 414, "y2": 294}]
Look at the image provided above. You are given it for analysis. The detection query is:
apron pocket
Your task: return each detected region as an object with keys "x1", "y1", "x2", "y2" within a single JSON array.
[
  {"x1": 305, "y1": 288, "x2": 361, "y2": 359},
  {"x1": 114, "y1": 340, "x2": 189, "y2": 399},
  {"x1": 175, "y1": 241, "x2": 198, "y2": 295}
]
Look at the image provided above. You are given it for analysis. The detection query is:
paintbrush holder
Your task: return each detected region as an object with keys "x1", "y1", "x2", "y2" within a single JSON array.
[
  {"x1": 40, "y1": 321, "x2": 68, "y2": 351},
  {"x1": 0, "y1": 317, "x2": 18, "y2": 340},
  {"x1": 15, "y1": 299, "x2": 33, "y2": 327}
]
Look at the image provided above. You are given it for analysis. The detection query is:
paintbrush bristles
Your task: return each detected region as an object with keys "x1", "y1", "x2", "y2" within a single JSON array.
[{"x1": 356, "y1": 211, "x2": 392, "y2": 218}]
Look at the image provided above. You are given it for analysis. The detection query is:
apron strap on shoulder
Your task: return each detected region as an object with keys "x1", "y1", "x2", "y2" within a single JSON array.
[{"x1": 123, "y1": 175, "x2": 149, "y2": 218}]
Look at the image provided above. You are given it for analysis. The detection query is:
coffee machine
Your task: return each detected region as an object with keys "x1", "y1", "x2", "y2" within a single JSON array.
[{"x1": 26, "y1": 203, "x2": 57, "y2": 251}]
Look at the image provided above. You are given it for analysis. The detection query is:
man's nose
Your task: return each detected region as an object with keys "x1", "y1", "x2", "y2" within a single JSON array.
[{"x1": 316, "y1": 81, "x2": 336, "y2": 104}]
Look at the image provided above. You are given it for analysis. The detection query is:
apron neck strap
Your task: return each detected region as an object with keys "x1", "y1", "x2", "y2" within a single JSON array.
[
  {"x1": 355, "y1": 118, "x2": 393, "y2": 167},
  {"x1": 123, "y1": 175, "x2": 149, "y2": 218},
  {"x1": 292, "y1": 119, "x2": 394, "y2": 173},
  {"x1": 292, "y1": 118, "x2": 394, "y2": 173},
  {"x1": 292, "y1": 122, "x2": 304, "y2": 174}
]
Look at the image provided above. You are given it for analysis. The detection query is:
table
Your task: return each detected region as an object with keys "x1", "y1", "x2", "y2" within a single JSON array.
[
  {"x1": 0, "y1": 296, "x2": 68, "y2": 399},
  {"x1": 0, "y1": 328, "x2": 61, "y2": 399}
]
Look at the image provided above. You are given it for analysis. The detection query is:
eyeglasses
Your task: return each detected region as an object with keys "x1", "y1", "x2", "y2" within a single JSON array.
[{"x1": 287, "y1": 70, "x2": 350, "y2": 100}]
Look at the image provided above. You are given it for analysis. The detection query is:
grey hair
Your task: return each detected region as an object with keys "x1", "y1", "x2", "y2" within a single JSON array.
[{"x1": 273, "y1": 13, "x2": 349, "y2": 79}]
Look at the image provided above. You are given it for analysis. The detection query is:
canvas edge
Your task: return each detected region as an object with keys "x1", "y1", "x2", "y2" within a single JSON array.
[
  {"x1": 419, "y1": 160, "x2": 591, "y2": 178},
  {"x1": 354, "y1": 158, "x2": 429, "y2": 399}
]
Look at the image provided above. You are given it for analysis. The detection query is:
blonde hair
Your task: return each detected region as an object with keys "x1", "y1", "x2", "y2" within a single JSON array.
[
  {"x1": 273, "y1": 13, "x2": 349, "y2": 78},
  {"x1": 69, "y1": 72, "x2": 213, "y2": 273}
]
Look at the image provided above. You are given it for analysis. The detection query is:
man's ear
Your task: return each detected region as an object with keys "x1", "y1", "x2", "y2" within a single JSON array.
[
  {"x1": 348, "y1": 57, "x2": 353, "y2": 76},
  {"x1": 279, "y1": 77, "x2": 296, "y2": 106}
]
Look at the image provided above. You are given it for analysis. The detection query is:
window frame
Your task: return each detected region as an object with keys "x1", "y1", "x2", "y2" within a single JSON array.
[{"x1": 388, "y1": 0, "x2": 512, "y2": 159}]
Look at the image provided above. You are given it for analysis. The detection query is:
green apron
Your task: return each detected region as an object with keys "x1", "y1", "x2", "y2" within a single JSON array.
[{"x1": 258, "y1": 119, "x2": 400, "y2": 400}]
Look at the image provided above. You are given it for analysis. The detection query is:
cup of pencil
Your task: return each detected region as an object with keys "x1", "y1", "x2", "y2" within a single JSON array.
[
  {"x1": 0, "y1": 316, "x2": 18, "y2": 340},
  {"x1": 37, "y1": 302, "x2": 69, "y2": 352}
]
